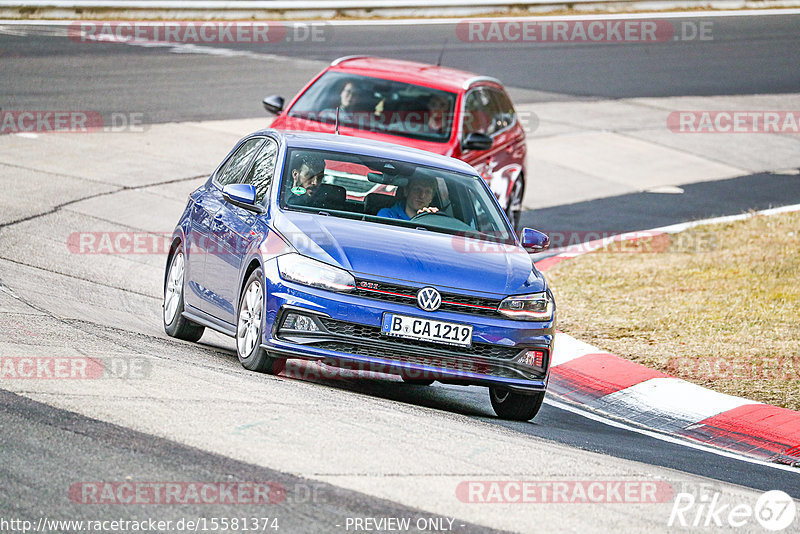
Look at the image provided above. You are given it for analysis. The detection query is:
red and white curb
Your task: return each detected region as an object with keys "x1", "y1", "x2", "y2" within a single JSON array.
[{"x1": 535, "y1": 203, "x2": 800, "y2": 468}]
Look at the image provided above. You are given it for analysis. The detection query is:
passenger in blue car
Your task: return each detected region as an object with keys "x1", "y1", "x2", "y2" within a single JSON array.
[{"x1": 377, "y1": 175, "x2": 440, "y2": 220}]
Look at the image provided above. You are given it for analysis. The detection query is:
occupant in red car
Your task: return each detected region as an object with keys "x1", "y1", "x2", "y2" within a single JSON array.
[
  {"x1": 426, "y1": 93, "x2": 450, "y2": 135},
  {"x1": 321, "y1": 80, "x2": 367, "y2": 122},
  {"x1": 377, "y1": 176, "x2": 440, "y2": 220},
  {"x1": 339, "y1": 81, "x2": 360, "y2": 112}
]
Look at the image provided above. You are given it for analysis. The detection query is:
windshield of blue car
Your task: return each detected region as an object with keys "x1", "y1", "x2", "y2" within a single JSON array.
[
  {"x1": 287, "y1": 72, "x2": 457, "y2": 143},
  {"x1": 279, "y1": 148, "x2": 515, "y2": 244}
]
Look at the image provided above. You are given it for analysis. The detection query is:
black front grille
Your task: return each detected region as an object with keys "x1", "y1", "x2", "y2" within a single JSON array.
[
  {"x1": 276, "y1": 312, "x2": 546, "y2": 381},
  {"x1": 354, "y1": 279, "x2": 502, "y2": 318},
  {"x1": 318, "y1": 318, "x2": 522, "y2": 360}
]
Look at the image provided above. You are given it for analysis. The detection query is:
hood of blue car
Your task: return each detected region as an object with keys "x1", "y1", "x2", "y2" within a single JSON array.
[{"x1": 273, "y1": 211, "x2": 546, "y2": 296}]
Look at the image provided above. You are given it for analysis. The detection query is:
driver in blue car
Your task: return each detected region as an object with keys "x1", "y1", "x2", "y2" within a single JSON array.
[
  {"x1": 377, "y1": 175, "x2": 440, "y2": 220},
  {"x1": 286, "y1": 153, "x2": 325, "y2": 206}
]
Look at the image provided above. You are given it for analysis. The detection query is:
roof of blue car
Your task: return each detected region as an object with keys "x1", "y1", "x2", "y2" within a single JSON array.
[{"x1": 255, "y1": 129, "x2": 478, "y2": 175}]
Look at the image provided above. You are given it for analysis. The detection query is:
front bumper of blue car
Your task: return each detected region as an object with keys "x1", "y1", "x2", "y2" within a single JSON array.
[{"x1": 259, "y1": 260, "x2": 554, "y2": 394}]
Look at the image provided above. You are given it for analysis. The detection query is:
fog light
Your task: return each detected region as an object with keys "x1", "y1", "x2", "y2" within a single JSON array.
[
  {"x1": 283, "y1": 313, "x2": 319, "y2": 332},
  {"x1": 519, "y1": 350, "x2": 545, "y2": 368}
]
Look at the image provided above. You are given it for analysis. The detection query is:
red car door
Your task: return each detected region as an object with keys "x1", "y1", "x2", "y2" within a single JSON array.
[{"x1": 454, "y1": 84, "x2": 527, "y2": 230}]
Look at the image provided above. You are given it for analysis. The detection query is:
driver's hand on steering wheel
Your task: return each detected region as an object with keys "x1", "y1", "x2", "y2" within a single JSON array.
[{"x1": 416, "y1": 207, "x2": 439, "y2": 215}]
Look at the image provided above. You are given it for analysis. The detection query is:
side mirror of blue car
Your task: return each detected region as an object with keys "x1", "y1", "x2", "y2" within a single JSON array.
[
  {"x1": 222, "y1": 183, "x2": 263, "y2": 213},
  {"x1": 520, "y1": 228, "x2": 550, "y2": 253}
]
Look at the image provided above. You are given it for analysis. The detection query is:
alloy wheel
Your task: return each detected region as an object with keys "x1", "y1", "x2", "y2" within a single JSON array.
[{"x1": 237, "y1": 279, "x2": 263, "y2": 357}]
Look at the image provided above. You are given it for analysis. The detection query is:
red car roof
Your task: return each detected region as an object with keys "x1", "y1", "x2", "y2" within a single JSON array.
[{"x1": 328, "y1": 56, "x2": 500, "y2": 93}]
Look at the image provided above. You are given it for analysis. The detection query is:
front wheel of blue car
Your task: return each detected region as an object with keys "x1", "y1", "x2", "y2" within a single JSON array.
[
  {"x1": 489, "y1": 387, "x2": 545, "y2": 421},
  {"x1": 163, "y1": 245, "x2": 205, "y2": 342},
  {"x1": 237, "y1": 268, "x2": 284, "y2": 374}
]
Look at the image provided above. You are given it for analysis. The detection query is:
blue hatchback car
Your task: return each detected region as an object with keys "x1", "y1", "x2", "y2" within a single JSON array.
[{"x1": 164, "y1": 130, "x2": 555, "y2": 420}]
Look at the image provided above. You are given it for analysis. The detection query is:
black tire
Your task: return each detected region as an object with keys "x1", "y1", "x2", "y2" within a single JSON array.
[
  {"x1": 508, "y1": 208, "x2": 521, "y2": 234},
  {"x1": 163, "y1": 244, "x2": 205, "y2": 342},
  {"x1": 236, "y1": 268, "x2": 284, "y2": 374},
  {"x1": 489, "y1": 387, "x2": 545, "y2": 421},
  {"x1": 506, "y1": 178, "x2": 524, "y2": 233}
]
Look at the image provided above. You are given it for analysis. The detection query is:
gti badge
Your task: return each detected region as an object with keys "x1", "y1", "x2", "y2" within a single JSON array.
[{"x1": 417, "y1": 287, "x2": 442, "y2": 312}]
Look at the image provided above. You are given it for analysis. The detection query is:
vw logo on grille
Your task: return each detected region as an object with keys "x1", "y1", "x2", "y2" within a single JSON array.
[{"x1": 417, "y1": 287, "x2": 442, "y2": 312}]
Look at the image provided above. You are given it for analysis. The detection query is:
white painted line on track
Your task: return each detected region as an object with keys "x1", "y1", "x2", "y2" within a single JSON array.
[
  {"x1": 645, "y1": 185, "x2": 684, "y2": 194},
  {"x1": 544, "y1": 202, "x2": 800, "y2": 257},
  {"x1": 1, "y1": 8, "x2": 800, "y2": 25},
  {"x1": 545, "y1": 396, "x2": 800, "y2": 473},
  {"x1": 650, "y1": 202, "x2": 800, "y2": 235}
]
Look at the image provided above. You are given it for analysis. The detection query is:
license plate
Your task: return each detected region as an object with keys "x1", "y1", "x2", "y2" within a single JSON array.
[{"x1": 381, "y1": 313, "x2": 472, "y2": 348}]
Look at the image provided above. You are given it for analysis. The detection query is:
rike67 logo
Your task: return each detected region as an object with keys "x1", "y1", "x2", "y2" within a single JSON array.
[{"x1": 669, "y1": 489, "x2": 797, "y2": 531}]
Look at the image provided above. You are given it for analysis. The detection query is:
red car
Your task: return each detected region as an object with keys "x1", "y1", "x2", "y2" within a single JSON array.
[{"x1": 263, "y1": 56, "x2": 528, "y2": 230}]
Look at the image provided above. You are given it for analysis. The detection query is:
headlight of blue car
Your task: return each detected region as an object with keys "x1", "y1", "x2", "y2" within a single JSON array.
[
  {"x1": 277, "y1": 253, "x2": 355, "y2": 292},
  {"x1": 497, "y1": 292, "x2": 554, "y2": 321}
]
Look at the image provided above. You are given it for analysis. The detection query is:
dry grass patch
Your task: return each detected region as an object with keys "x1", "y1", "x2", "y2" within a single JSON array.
[{"x1": 546, "y1": 211, "x2": 800, "y2": 410}]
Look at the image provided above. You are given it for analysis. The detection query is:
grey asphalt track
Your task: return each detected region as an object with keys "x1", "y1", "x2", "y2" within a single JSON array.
[{"x1": 0, "y1": 389, "x2": 501, "y2": 533}]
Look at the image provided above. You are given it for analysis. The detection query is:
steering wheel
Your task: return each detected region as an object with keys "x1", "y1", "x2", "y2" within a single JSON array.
[
  {"x1": 410, "y1": 210, "x2": 475, "y2": 233},
  {"x1": 410, "y1": 210, "x2": 450, "y2": 221}
]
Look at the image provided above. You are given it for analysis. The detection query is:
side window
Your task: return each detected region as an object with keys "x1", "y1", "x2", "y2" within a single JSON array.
[
  {"x1": 216, "y1": 138, "x2": 263, "y2": 186},
  {"x1": 462, "y1": 88, "x2": 500, "y2": 136},
  {"x1": 465, "y1": 186, "x2": 493, "y2": 232},
  {"x1": 486, "y1": 88, "x2": 516, "y2": 135},
  {"x1": 241, "y1": 138, "x2": 279, "y2": 203}
]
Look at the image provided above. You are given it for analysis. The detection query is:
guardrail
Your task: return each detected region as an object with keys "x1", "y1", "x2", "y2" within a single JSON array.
[{"x1": 2, "y1": 0, "x2": 799, "y2": 19}]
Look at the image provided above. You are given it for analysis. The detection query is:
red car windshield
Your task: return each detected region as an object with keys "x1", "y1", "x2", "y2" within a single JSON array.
[{"x1": 287, "y1": 71, "x2": 457, "y2": 143}]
